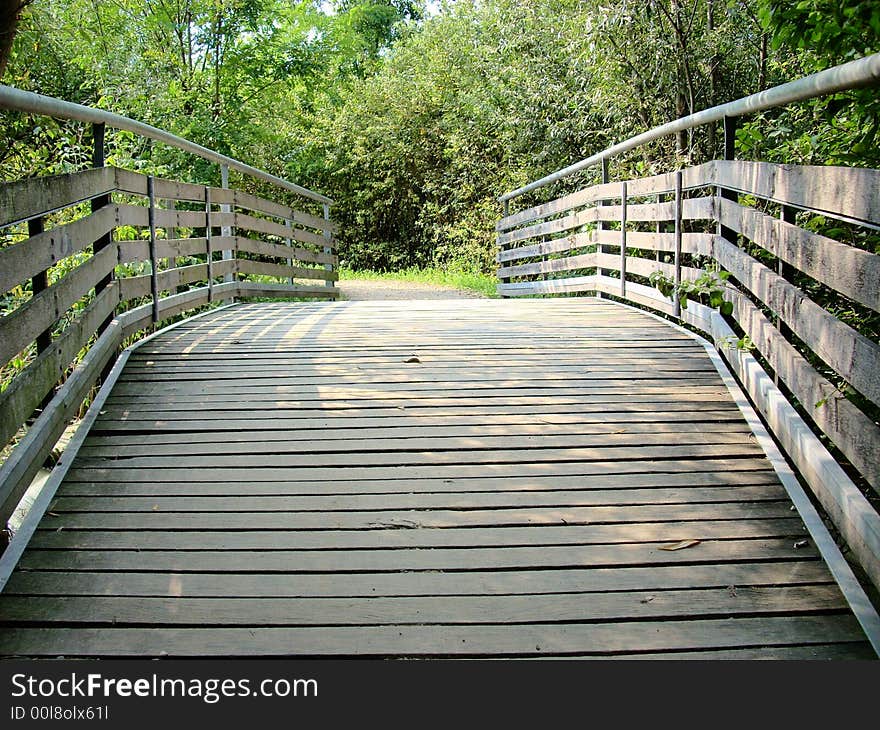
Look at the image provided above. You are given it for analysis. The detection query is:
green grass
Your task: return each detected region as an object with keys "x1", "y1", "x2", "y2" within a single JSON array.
[{"x1": 339, "y1": 266, "x2": 498, "y2": 298}]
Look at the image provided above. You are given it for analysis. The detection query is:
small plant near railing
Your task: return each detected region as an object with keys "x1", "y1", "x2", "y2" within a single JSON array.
[
  {"x1": 648, "y1": 266, "x2": 754, "y2": 352},
  {"x1": 648, "y1": 266, "x2": 733, "y2": 315}
]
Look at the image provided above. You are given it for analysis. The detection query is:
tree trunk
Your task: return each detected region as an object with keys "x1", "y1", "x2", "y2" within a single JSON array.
[{"x1": 0, "y1": 0, "x2": 30, "y2": 78}]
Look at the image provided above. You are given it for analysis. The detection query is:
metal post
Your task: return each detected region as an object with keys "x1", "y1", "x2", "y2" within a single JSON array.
[
  {"x1": 147, "y1": 176, "x2": 160, "y2": 324},
  {"x1": 220, "y1": 164, "x2": 233, "y2": 285},
  {"x1": 774, "y1": 204, "x2": 796, "y2": 382},
  {"x1": 597, "y1": 157, "x2": 610, "y2": 297},
  {"x1": 500, "y1": 199, "x2": 510, "y2": 298},
  {"x1": 91, "y1": 122, "x2": 114, "y2": 334},
  {"x1": 285, "y1": 218, "x2": 294, "y2": 285},
  {"x1": 28, "y1": 217, "x2": 51, "y2": 354},
  {"x1": 619, "y1": 181, "x2": 627, "y2": 298},
  {"x1": 323, "y1": 204, "x2": 334, "y2": 295},
  {"x1": 718, "y1": 115, "x2": 738, "y2": 244},
  {"x1": 673, "y1": 170, "x2": 683, "y2": 318},
  {"x1": 205, "y1": 187, "x2": 214, "y2": 303}
]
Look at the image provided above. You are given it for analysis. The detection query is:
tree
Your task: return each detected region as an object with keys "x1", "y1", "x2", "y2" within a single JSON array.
[{"x1": 0, "y1": 0, "x2": 31, "y2": 77}]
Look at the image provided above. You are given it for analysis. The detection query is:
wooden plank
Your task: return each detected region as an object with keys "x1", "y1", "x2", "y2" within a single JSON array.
[
  {"x1": 236, "y1": 259, "x2": 338, "y2": 282},
  {"x1": 0, "y1": 167, "x2": 115, "y2": 229},
  {"x1": 113, "y1": 169, "x2": 206, "y2": 203},
  {"x1": 727, "y1": 289, "x2": 880, "y2": 491},
  {"x1": 681, "y1": 302, "x2": 880, "y2": 592},
  {"x1": 30, "y1": 517, "x2": 802, "y2": 552},
  {"x1": 37, "y1": 501, "x2": 791, "y2": 531},
  {"x1": 62, "y1": 457, "x2": 781, "y2": 485},
  {"x1": 205, "y1": 187, "x2": 338, "y2": 234},
  {"x1": 0, "y1": 614, "x2": 864, "y2": 656},
  {"x1": 16, "y1": 537, "x2": 817, "y2": 572},
  {"x1": 3, "y1": 560, "x2": 829, "y2": 598},
  {"x1": 59, "y1": 469, "x2": 779, "y2": 496},
  {"x1": 0, "y1": 284, "x2": 120, "y2": 450},
  {"x1": 217, "y1": 213, "x2": 328, "y2": 248},
  {"x1": 0, "y1": 318, "x2": 123, "y2": 527},
  {"x1": 713, "y1": 159, "x2": 880, "y2": 225},
  {"x1": 0, "y1": 205, "x2": 117, "y2": 295},
  {"x1": 0, "y1": 244, "x2": 117, "y2": 368},
  {"x1": 713, "y1": 235, "x2": 880, "y2": 406},
  {"x1": 116, "y1": 204, "x2": 206, "y2": 230},
  {"x1": 118, "y1": 237, "x2": 210, "y2": 265},
  {"x1": 74, "y1": 431, "x2": 755, "y2": 460},
  {"x1": 718, "y1": 197, "x2": 880, "y2": 312},
  {"x1": 235, "y1": 282, "x2": 338, "y2": 299},
  {"x1": 0, "y1": 585, "x2": 843, "y2": 627},
  {"x1": 234, "y1": 236, "x2": 334, "y2": 265}
]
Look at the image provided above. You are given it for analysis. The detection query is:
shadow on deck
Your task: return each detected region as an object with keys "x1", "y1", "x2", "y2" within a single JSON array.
[{"x1": 0, "y1": 299, "x2": 873, "y2": 658}]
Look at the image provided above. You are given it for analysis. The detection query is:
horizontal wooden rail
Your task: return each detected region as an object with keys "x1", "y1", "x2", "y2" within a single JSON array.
[
  {"x1": 1, "y1": 158, "x2": 338, "y2": 546},
  {"x1": 497, "y1": 156, "x2": 880, "y2": 602}
]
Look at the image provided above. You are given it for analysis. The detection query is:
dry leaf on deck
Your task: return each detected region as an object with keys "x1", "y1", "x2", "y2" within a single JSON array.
[{"x1": 658, "y1": 539, "x2": 701, "y2": 551}]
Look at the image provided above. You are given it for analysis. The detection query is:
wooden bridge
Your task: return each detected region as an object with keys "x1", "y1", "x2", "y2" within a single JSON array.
[{"x1": 0, "y1": 55, "x2": 879, "y2": 658}]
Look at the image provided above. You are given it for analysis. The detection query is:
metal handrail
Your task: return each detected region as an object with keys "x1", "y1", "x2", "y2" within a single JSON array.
[
  {"x1": 0, "y1": 85, "x2": 334, "y2": 205},
  {"x1": 500, "y1": 52, "x2": 880, "y2": 202}
]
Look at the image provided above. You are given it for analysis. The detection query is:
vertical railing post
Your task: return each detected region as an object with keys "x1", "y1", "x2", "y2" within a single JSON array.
[
  {"x1": 323, "y1": 203, "x2": 334, "y2": 296},
  {"x1": 91, "y1": 122, "x2": 114, "y2": 334},
  {"x1": 718, "y1": 115, "x2": 738, "y2": 244},
  {"x1": 28, "y1": 217, "x2": 51, "y2": 354},
  {"x1": 205, "y1": 186, "x2": 214, "y2": 303},
  {"x1": 673, "y1": 170, "x2": 683, "y2": 318},
  {"x1": 284, "y1": 218, "x2": 294, "y2": 285},
  {"x1": 619, "y1": 181, "x2": 627, "y2": 298},
  {"x1": 596, "y1": 157, "x2": 609, "y2": 295},
  {"x1": 147, "y1": 176, "x2": 159, "y2": 324},
  {"x1": 499, "y1": 199, "x2": 510, "y2": 298},
  {"x1": 220, "y1": 164, "x2": 234, "y2": 285}
]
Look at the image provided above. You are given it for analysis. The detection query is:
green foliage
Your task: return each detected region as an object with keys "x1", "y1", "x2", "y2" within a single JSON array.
[
  {"x1": 649, "y1": 266, "x2": 733, "y2": 315},
  {"x1": 340, "y1": 265, "x2": 497, "y2": 297}
]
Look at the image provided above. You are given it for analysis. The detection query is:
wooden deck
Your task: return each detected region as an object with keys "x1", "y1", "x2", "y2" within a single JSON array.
[{"x1": 0, "y1": 299, "x2": 873, "y2": 658}]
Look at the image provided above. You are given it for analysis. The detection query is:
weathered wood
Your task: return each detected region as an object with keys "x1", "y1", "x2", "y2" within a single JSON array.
[
  {"x1": 0, "y1": 585, "x2": 843, "y2": 627},
  {"x1": 680, "y1": 301, "x2": 880, "y2": 592},
  {"x1": 0, "y1": 206, "x2": 117, "y2": 295},
  {"x1": 236, "y1": 259, "x2": 338, "y2": 282},
  {"x1": 116, "y1": 204, "x2": 206, "y2": 230},
  {"x1": 0, "y1": 614, "x2": 864, "y2": 657},
  {"x1": 0, "y1": 284, "x2": 120, "y2": 450},
  {"x1": 0, "y1": 318, "x2": 122, "y2": 527},
  {"x1": 0, "y1": 245, "x2": 117, "y2": 368},
  {"x1": 114, "y1": 169, "x2": 206, "y2": 203},
  {"x1": 727, "y1": 289, "x2": 880, "y2": 491},
  {"x1": 206, "y1": 187, "x2": 338, "y2": 234},
  {"x1": 0, "y1": 167, "x2": 115, "y2": 229},
  {"x1": 234, "y1": 236, "x2": 334, "y2": 265},
  {"x1": 718, "y1": 197, "x2": 880, "y2": 312},
  {"x1": 712, "y1": 235, "x2": 880, "y2": 406},
  {"x1": 118, "y1": 237, "x2": 211, "y2": 265},
  {"x1": 234, "y1": 281, "x2": 339, "y2": 299},
  {"x1": 1, "y1": 560, "x2": 831, "y2": 598},
  {"x1": 496, "y1": 163, "x2": 714, "y2": 232},
  {"x1": 713, "y1": 159, "x2": 880, "y2": 225}
]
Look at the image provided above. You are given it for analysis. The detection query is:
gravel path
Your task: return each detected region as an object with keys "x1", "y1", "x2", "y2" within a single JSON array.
[{"x1": 337, "y1": 278, "x2": 487, "y2": 300}]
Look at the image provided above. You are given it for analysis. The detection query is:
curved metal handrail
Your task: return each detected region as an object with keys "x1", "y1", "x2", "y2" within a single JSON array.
[
  {"x1": 500, "y1": 52, "x2": 880, "y2": 202},
  {"x1": 0, "y1": 84, "x2": 333, "y2": 205}
]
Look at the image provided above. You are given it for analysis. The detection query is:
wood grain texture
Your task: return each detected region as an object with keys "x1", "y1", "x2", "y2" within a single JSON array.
[{"x1": 0, "y1": 300, "x2": 870, "y2": 658}]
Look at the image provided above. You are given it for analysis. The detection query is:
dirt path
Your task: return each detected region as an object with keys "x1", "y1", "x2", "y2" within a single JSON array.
[{"x1": 337, "y1": 278, "x2": 487, "y2": 300}]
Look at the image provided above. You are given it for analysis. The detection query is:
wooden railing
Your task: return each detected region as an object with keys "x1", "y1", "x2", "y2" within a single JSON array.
[
  {"x1": 0, "y1": 93, "x2": 338, "y2": 542},
  {"x1": 497, "y1": 56, "x2": 880, "y2": 595}
]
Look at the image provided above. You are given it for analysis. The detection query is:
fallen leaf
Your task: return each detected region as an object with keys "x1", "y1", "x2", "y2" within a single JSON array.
[
  {"x1": 640, "y1": 596, "x2": 655, "y2": 604},
  {"x1": 404, "y1": 356, "x2": 421, "y2": 364},
  {"x1": 152, "y1": 505, "x2": 159, "y2": 511},
  {"x1": 793, "y1": 539, "x2": 809, "y2": 549},
  {"x1": 727, "y1": 585, "x2": 738, "y2": 597},
  {"x1": 658, "y1": 539, "x2": 701, "y2": 551}
]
